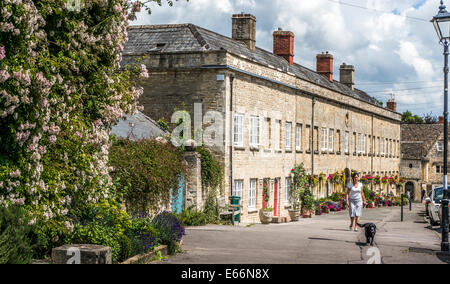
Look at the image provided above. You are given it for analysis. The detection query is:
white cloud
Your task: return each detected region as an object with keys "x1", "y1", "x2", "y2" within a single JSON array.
[{"x1": 133, "y1": 0, "x2": 447, "y2": 115}]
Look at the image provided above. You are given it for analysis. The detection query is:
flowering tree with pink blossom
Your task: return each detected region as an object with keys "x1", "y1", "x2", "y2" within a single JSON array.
[{"x1": 0, "y1": 0, "x2": 180, "y2": 249}]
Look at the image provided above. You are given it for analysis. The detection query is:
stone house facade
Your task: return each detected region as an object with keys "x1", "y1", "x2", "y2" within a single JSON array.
[
  {"x1": 401, "y1": 122, "x2": 449, "y2": 201},
  {"x1": 123, "y1": 13, "x2": 402, "y2": 223}
]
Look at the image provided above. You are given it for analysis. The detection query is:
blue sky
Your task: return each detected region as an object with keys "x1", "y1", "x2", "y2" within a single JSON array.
[{"x1": 134, "y1": 0, "x2": 448, "y2": 116}]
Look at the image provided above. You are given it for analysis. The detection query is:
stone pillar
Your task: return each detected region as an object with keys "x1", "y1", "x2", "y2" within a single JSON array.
[
  {"x1": 52, "y1": 244, "x2": 112, "y2": 264},
  {"x1": 183, "y1": 151, "x2": 203, "y2": 210}
]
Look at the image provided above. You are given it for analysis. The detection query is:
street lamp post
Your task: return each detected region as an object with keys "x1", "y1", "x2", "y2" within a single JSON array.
[{"x1": 432, "y1": 0, "x2": 450, "y2": 252}]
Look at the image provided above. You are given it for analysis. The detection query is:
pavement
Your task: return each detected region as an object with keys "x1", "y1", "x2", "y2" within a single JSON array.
[{"x1": 162, "y1": 203, "x2": 450, "y2": 264}]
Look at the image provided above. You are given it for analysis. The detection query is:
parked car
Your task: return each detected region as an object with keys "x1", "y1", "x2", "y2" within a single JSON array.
[
  {"x1": 425, "y1": 187, "x2": 445, "y2": 226},
  {"x1": 425, "y1": 190, "x2": 432, "y2": 217},
  {"x1": 438, "y1": 187, "x2": 450, "y2": 226}
]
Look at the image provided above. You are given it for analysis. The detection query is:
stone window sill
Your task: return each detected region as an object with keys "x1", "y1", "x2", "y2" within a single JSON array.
[
  {"x1": 234, "y1": 146, "x2": 246, "y2": 151},
  {"x1": 248, "y1": 209, "x2": 258, "y2": 214},
  {"x1": 250, "y1": 147, "x2": 260, "y2": 152},
  {"x1": 286, "y1": 150, "x2": 292, "y2": 153},
  {"x1": 296, "y1": 150, "x2": 303, "y2": 154},
  {"x1": 314, "y1": 151, "x2": 320, "y2": 155},
  {"x1": 284, "y1": 205, "x2": 292, "y2": 209}
]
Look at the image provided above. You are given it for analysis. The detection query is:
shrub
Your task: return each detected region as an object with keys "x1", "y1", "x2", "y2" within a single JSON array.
[
  {"x1": 127, "y1": 214, "x2": 158, "y2": 256},
  {"x1": 152, "y1": 212, "x2": 185, "y2": 255},
  {"x1": 178, "y1": 207, "x2": 207, "y2": 227},
  {"x1": 0, "y1": 205, "x2": 36, "y2": 264},
  {"x1": 109, "y1": 138, "x2": 185, "y2": 215}
]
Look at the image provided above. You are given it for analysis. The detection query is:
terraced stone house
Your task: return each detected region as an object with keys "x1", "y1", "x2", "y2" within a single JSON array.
[
  {"x1": 401, "y1": 121, "x2": 450, "y2": 201},
  {"x1": 122, "y1": 13, "x2": 402, "y2": 223}
]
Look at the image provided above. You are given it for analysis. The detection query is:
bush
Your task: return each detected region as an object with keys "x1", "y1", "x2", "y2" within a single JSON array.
[
  {"x1": 109, "y1": 138, "x2": 186, "y2": 215},
  {"x1": 178, "y1": 207, "x2": 207, "y2": 227},
  {"x1": 0, "y1": 205, "x2": 36, "y2": 264},
  {"x1": 127, "y1": 214, "x2": 158, "y2": 256},
  {"x1": 152, "y1": 212, "x2": 185, "y2": 255}
]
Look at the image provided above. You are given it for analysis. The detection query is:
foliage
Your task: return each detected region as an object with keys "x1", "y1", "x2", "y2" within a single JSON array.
[
  {"x1": 263, "y1": 180, "x2": 270, "y2": 207},
  {"x1": 152, "y1": 211, "x2": 185, "y2": 255},
  {"x1": 301, "y1": 195, "x2": 316, "y2": 211},
  {"x1": 196, "y1": 146, "x2": 223, "y2": 194},
  {"x1": 203, "y1": 192, "x2": 220, "y2": 224},
  {"x1": 109, "y1": 138, "x2": 185, "y2": 215},
  {"x1": 422, "y1": 112, "x2": 438, "y2": 124},
  {"x1": 402, "y1": 110, "x2": 424, "y2": 124},
  {"x1": 363, "y1": 186, "x2": 371, "y2": 201},
  {"x1": 0, "y1": 205, "x2": 37, "y2": 264},
  {"x1": 177, "y1": 206, "x2": 207, "y2": 227},
  {"x1": 290, "y1": 163, "x2": 309, "y2": 210},
  {"x1": 157, "y1": 118, "x2": 169, "y2": 131}
]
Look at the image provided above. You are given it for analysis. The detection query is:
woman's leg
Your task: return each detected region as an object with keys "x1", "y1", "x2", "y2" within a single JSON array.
[
  {"x1": 350, "y1": 217, "x2": 355, "y2": 228},
  {"x1": 355, "y1": 216, "x2": 360, "y2": 227}
]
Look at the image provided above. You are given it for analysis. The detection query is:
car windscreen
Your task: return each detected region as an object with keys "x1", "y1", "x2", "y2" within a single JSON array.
[{"x1": 434, "y1": 188, "x2": 444, "y2": 204}]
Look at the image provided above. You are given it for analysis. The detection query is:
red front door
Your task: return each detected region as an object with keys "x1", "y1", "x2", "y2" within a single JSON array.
[{"x1": 274, "y1": 179, "x2": 279, "y2": 217}]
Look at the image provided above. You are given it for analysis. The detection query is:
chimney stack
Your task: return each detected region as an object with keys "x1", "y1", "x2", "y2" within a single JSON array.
[
  {"x1": 273, "y1": 28, "x2": 295, "y2": 65},
  {"x1": 339, "y1": 63, "x2": 355, "y2": 90},
  {"x1": 440, "y1": 116, "x2": 445, "y2": 124},
  {"x1": 232, "y1": 13, "x2": 256, "y2": 52},
  {"x1": 317, "y1": 52, "x2": 333, "y2": 81},
  {"x1": 386, "y1": 99, "x2": 397, "y2": 112}
]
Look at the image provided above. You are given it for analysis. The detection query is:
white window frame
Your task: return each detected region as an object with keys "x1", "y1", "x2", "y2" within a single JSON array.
[
  {"x1": 329, "y1": 129, "x2": 334, "y2": 152},
  {"x1": 363, "y1": 135, "x2": 366, "y2": 154},
  {"x1": 321, "y1": 128, "x2": 328, "y2": 151},
  {"x1": 233, "y1": 180, "x2": 243, "y2": 197},
  {"x1": 381, "y1": 138, "x2": 385, "y2": 155},
  {"x1": 345, "y1": 131, "x2": 349, "y2": 154},
  {"x1": 234, "y1": 114, "x2": 244, "y2": 147},
  {"x1": 249, "y1": 115, "x2": 260, "y2": 148},
  {"x1": 249, "y1": 179, "x2": 257, "y2": 209},
  {"x1": 285, "y1": 177, "x2": 291, "y2": 205},
  {"x1": 296, "y1": 124, "x2": 302, "y2": 151},
  {"x1": 285, "y1": 122, "x2": 292, "y2": 150},
  {"x1": 438, "y1": 142, "x2": 444, "y2": 152}
]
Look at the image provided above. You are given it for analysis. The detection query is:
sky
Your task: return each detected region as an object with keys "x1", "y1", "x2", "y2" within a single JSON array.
[{"x1": 134, "y1": 0, "x2": 448, "y2": 116}]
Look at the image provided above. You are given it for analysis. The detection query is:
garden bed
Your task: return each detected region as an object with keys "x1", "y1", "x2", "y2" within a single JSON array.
[{"x1": 120, "y1": 240, "x2": 183, "y2": 264}]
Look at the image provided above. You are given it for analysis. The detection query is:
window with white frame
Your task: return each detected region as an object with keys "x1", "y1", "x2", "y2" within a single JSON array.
[
  {"x1": 286, "y1": 122, "x2": 292, "y2": 150},
  {"x1": 321, "y1": 128, "x2": 328, "y2": 151},
  {"x1": 380, "y1": 138, "x2": 384, "y2": 155},
  {"x1": 296, "y1": 124, "x2": 302, "y2": 151},
  {"x1": 233, "y1": 180, "x2": 243, "y2": 197},
  {"x1": 329, "y1": 129, "x2": 334, "y2": 152},
  {"x1": 249, "y1": 179, "x2": 257, "y2": 209},
  {"x1": 250, "y1": 115, "x2": 260, "y2": 147},
  {"x1": 356, "y1": 133, "x2": 361, "y2": 153},
  {"x1": 234, "y1": 114, "x2": 244, "y2": 147},
  {"x1": 285, "y1": 177, "x2": 291, "y2": 205},
  {"x1": 363, "y1": 135, "x2": 366, "y2": 154},
  {"x1": 438, "y1": 142, "x2": 444, "y2": 152},
  {"x1": 345, "y1": 131, "x2": 349, "y2": 153}
]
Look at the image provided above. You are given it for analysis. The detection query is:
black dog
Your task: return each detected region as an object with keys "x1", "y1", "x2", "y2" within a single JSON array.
[{"x1": 358, "y1": 223, "x2": 377, "y2": 246}]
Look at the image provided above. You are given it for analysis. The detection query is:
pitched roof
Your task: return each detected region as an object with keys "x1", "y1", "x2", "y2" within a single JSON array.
[
  {"x1": 111, "y1": 111, "x2": 168, "y2": 141},
  {"x1": 401, "y1": 124, "x2": 443, "y2": 160},
  {"x1": 124, "y1": 24, "x2": 380, "y2": 106}
]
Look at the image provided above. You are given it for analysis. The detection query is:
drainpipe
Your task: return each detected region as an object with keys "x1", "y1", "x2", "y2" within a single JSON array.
[
  {"x1": 312, "y1": 97, "x2": 316, "y2": 175},
  {"x1": 371, "y1": 114, "x2": 374, "y2": 192},
  {"x1": 229, "y1": 74, "x2": 235, "y2": 197}
]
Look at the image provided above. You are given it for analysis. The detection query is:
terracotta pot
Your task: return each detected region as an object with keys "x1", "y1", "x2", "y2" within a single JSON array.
[
  {"x1": 259, "y1": 209, "x2": 273, "y2": 224},
  {"x1": 288, "y1": 209, "x2": 301, "y2": 222},
  {"x1": 301, "y1": 210, "x2": 312, "y2": 218}
]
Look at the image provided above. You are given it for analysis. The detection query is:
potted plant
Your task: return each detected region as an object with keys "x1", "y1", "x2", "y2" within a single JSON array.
[
  {"x1": 289, "y1": 164, "x2": 309, "y2": 222},
  {"x1": 259, "y1": 207, "x2": 273, "y2": 224},
  {"x1": 301, "y1": 194, "x2": 316, "y2": 218}
]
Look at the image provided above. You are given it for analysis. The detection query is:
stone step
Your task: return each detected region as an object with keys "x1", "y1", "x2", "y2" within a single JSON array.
[{"x1": 272, "y1": 216, "x2": 288, "y2": 223}]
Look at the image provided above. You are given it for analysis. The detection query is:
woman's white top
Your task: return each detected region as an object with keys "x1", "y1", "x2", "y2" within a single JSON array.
[{"x1": 349, "y1": 182, "x2": 363, "y2": 202}]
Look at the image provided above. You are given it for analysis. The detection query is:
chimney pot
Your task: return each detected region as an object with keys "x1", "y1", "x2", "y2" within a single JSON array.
[
  {"x1": 316, "y1": 52, "x2": 334, "y2": 81},
  {"x1": 273, "y1": 29, "x2": 295, "y2": 65},
  {"x1": 386, "y1": 99, "x2": 397, "y2": 112},
  {"x1": 440, "y1": 116, "x2": 445, "y2": 124},
  {"x1": 232, "y1": 13, "x2": 256, "y2": 51},
  {"x1": 339, "y1": 63, "x2": 355, "y2": 90}
]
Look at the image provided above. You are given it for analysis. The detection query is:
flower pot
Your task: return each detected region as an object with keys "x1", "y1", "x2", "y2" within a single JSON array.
[
  {"x1": 301, "y1": 209, "x2": 312, "y2": 218},
  {"x1": 288, "y1": 209, "x2": 301, "y2": 222},
  {"x1": 259, "y1": 209, "x2": 273, "y2": 224}
]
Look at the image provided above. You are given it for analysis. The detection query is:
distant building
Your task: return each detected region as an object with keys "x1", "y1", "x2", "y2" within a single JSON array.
[
  {"x1": 123, "y1": 13, "x2": 401, "y2": 223},
  {"x1": 401, "y1": 121, "x2": 448, "y2": 201}
]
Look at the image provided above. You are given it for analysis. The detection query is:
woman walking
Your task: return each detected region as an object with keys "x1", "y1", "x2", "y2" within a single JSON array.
[{"x1": 346, "y1": 172, "x2": 367, "y2": 231}]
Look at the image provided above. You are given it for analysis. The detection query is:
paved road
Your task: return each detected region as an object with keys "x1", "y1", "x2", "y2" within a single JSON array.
[{"x1": 163, "y1": 203, "x2": 450, "y2": 264}]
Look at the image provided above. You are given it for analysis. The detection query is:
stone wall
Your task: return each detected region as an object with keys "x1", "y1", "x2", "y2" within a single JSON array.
[
  {"x1": 129, "y1": 50, "x2": 401, "y2": 223},
  {"x1": 183, "y1": 151, "x2": 203, "y2": 210}
]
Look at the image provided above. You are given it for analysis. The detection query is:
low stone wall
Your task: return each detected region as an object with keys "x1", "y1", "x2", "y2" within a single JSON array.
[{"x1": 52, "y1": 244, "x2": 112, "y2": 264}]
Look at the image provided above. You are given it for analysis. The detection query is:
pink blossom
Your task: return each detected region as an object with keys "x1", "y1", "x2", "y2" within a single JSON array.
[
  {"x1": 0, "y1": 45, "x2": 5, "y2": 60},
  {"x1": 10, "y1": 169, "x2": 21, "y2": 178}
]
